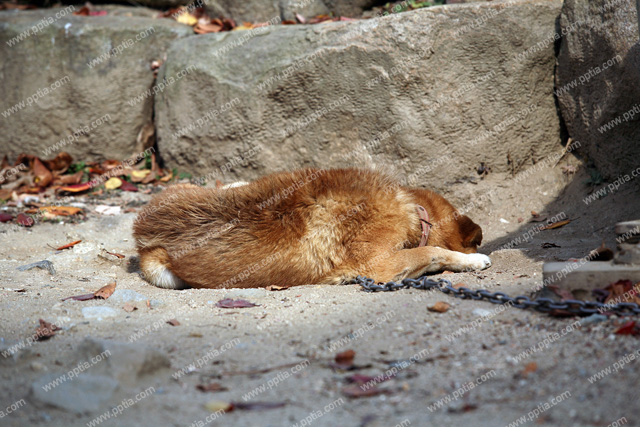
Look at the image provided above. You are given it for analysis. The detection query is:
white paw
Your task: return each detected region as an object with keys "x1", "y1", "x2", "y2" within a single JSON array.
[{"x1": 465, "y1": 253, "x2": 492, "y2": 271}]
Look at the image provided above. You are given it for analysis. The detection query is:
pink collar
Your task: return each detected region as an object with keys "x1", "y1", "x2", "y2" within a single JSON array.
[{"x1": 416, "y1": 205, "x2": 432, "y2": 247}]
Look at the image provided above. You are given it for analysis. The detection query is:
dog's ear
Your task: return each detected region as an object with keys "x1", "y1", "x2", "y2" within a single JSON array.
[{"x1": 458, "y1": 215, "x2": 483, "y2": 248}]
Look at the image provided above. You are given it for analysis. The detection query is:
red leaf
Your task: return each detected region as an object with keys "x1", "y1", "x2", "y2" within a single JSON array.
[
  {"x1": 615, "y1": 321, "x2": 640, "y2": 336},
  {"x1": 215, "y1": 298, "x2": 259, "y2": 308},
  {"x1": 120, "y1": 181, "x2": 138, "y2": 192},
  {"x1": 16, "y1": 213, "x2": 34, "y2": 227},
  {"x1": 62, "y1": 293, "x2": 96, "y2": 301},
  {"x1": 166, "y1": 319, "x2": 181, "y2": 326},
  {"x1": 0, "y1": 213, "x2": 13, "y2": 222}
]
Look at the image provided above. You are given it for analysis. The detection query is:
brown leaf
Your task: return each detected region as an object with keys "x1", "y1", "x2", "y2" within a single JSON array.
[
  {"x1": 166, "y1": 319, "x2": 181, "y2": 326},
  {"x1": 216, "y1": 298, "x2": 259, "y2": 308},
  {"x1": 43, "y1": 152, "x2": 73, "y2": 173},
  {"x1": 105, "y1": 250, "x2": 125, "y2": 259},
  {"x1": 62, "y1": 293, "x2": 96, "y2": 301},
  {"x1": 232, "y1": 401, "x2": 286, "y2": 410},
  {"x1": 335, "y1": 349, "x2": 355, "y2": 367},
  {"x1": 54, "y1": 170, "x2": 84, "y2": 185},
  {"x1": 94, "y1": 282, "x2": 116, "y2": 299},
  {"x1": 540, "y1": 219, "x2": 571, "y2": 230},
  {"x1": 266, "y1": 285, "x2": 290, "y2": 291},
  {"x1": 25, "y1": 206, "x2": 82, "y2": 217},
  {"x1": 56, "y1": 240, "x2": 82, "y2": 250},
  {"x1": 342, "y1": 384, "x2": 390, "y2": 398},
  {"x1": 142, "y1": 170, "x2": 157, "y2": 184},
  {"x1": 196, "y1": 382, "x2": 228, "y2": 392},
  {"x1": 428, "y1": 301, "x2": 451, "y2": 313},
  {"x1": 35, "y1": 319, "x2": 59, "y2": 340},
  {"x1": 16, "y1": 213, "x2": 34, "y2": 227},
  {"x1": 522, "y1": 361, "x2": 538, "y2": 377},
  {"x1": 194, "y1": 21, "x2": 223, "y2": 34},
  {"x1": 123, "y1": 303, "x2": 137, "y2": 312},
  {"x1": 33, "y1": 157, "x2": 53, "y2": 187}
]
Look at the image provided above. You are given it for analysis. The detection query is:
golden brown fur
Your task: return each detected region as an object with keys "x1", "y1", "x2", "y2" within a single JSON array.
[{"x1": 132, "y1": 168, "x2": 490, "y2": 289}]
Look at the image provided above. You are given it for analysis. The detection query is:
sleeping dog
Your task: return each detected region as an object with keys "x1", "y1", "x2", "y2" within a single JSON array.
[{"x1": 133, "y1": 168, "x2": 490, "y2": 289}]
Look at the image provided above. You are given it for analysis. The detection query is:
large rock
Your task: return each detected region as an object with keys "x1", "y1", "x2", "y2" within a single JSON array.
[
  {"x1": 0, "y1": 7, "x2": 192, "y2": 162},
  {"x1": 556, "y1": 0, "x2": 640, "y2": 180},
  {"x1": 204, "y1": 0, "x2": 381, "y2": 23},
  {"x1": 156, "y1": 0, "x2": 564, "y2": 191}
]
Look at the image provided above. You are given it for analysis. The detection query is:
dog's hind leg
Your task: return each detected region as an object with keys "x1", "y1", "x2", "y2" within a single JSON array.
[
  {"x1": 138, "y1": 247, "x2": 188, "y2": 289},
  {"x1": 361, "y1": 246, "x2": 491, "y2": 283}
]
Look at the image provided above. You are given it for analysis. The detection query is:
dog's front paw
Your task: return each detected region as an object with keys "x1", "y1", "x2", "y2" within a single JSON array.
[{"x1": 465, "y1": 253, "x2": 491, "y2": 271}]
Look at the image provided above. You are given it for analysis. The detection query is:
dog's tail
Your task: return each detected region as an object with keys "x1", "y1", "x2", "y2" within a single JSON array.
[{"x1": 139, "y1": 247, "x2": 187, "y2": 289}]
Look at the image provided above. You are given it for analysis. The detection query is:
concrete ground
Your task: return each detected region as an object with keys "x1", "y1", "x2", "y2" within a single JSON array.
[{"x1": 1, "y1": 155, "x2": 639, "y2": 427}]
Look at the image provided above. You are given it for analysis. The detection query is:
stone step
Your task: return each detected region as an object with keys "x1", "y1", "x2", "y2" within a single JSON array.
[{"x1": 542, "y1": 261, "x2": 640, "y2": 293}]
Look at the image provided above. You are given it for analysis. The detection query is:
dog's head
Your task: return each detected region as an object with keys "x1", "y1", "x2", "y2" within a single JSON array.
[{"x1": 454, "y1": 214, "x2": 483, "y2": 254}]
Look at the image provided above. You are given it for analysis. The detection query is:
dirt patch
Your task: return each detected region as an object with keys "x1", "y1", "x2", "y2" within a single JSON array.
[{"x1": 1, "y1": 157, "x2": 639, "y2": 426}]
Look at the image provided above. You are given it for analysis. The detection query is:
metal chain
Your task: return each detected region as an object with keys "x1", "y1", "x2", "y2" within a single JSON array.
[{"x1": 352, "y1": 275, "x2": 640, "y2": 317}]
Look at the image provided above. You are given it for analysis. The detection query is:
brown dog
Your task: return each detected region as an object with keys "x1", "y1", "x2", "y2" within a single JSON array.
[{"x1": 133, "y1": 168, "x2": 490, "y2": 289}]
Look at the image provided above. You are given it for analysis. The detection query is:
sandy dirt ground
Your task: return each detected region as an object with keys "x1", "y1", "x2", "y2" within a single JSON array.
[{"x1": 1, "y1": 153, "x2": 640, "y2": 427}]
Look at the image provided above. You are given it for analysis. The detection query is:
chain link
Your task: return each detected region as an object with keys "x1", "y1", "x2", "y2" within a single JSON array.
[{"x1": 351, "y1": 275, "x2": 640, "y2": 316}]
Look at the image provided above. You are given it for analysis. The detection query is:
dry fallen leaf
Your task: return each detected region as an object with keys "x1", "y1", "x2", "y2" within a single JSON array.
[
  {"x1": 342, "y1": 384, "x2": 390, "y2": 398},
  {"x1": 522, "y1": 361, "x2": 538, "y2": 377},
  {"x1": 176, "y1": 11, "x2": 198, "y2": 26},
  {"x1": 196, "y1": 382, "x2": 228, "y2": 392},
  {"x1": 35, "y1": 319, "x2": 59, "y2": 340},
  {"x1": 166, "y1": 319, "x2": 181, "y2": 326},
  {"x1": 62, "y1": 293, "x2": 96, "y2": 301},
  {"x1": 204, "y1": 400, "x2": 233, "y2": 413},
  {"x1": 0, "y1": 213, "x2": 13, "y2": 222},
  {"x1": 541, "y1": 219, "x2": 571, "y2": 230},
  {"x1": 428, "y1": 301, "x2": 451, "y2": 313},
  {"x1": 232, "y1": 401, "x2": 286, "y2": 410},
  {"x1": 95, "y1": 282, "x2": 116, "y2": 299},
  {"x1": 25, "y1": 206, "x2": 82, "y2": 217},
  {"x1": 120, "y1": 181, "x2": 139, "y2": 192},
  {"x1": 56, "y1": 240, "x2": 82, "y2": 251},
  {"x1": 104, "y1": 177, "x2": 123, "y2": 190},
  {"x1": 216, "y1": 298, "x2": 259, "y2": 308},
  {"x1": 33, "y1": 157, "x2": 53, "y2": 187},
  {"x1": 16, "y1": 213, "x2": 34, "y2": 227},
  {"x1": 105, "y1": 250, "x2": 125, "y2": 259},
  {"x1": 335, "y1": 349, "x2": 356, "y2": 368},
  {"x1": 58, "y1": 182, "x2": 93, "y2": 193},
  {"x1": 615, "y1": 321, "x2": 639, "y2": 336}
]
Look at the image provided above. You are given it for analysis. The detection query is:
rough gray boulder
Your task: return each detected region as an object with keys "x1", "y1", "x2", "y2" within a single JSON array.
[
  {"x1": 0, "y1": 7, "x2": 192, "y2": 162},
  {"x1": 205, "y1": 0, "x2": 381, "y2": 23},
  {"x1": 156, "y1": 0, "x2": 563, "y2": 191},
  {"x1": 556, "y1": 0, "x2": 640, "y2": 180}
]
